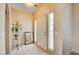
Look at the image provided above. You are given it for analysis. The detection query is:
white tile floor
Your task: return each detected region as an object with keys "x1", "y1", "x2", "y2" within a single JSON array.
[{"x1": 9, "y1": 44, "x2": 49, "y2": 55}]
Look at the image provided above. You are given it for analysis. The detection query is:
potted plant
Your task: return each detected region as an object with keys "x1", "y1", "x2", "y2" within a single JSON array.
[
  {"x1": 11, "y1": 20, "x2": 22, "y2": 40},
  {"x1": 11, "y1": 21, "x2": 22, "y2": 49}
]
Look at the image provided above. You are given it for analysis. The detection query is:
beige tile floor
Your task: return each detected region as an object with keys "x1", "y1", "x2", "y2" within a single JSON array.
[{"x1": 9, "y1": 44, "x2": 49, "y2": 55}]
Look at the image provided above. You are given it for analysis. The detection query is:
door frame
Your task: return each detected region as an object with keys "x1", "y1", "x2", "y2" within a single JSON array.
[{"x1": 5, "y1": 3, "x2": 10, "y2": 54}]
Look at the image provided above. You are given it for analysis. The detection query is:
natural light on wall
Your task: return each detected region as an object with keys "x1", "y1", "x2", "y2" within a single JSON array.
[
  {"x1": 48, "y1": 12, "x2": 54, "y2": 51},
  {"x1": 34, "y1": 19, "x2": 37, "y2": 42}
]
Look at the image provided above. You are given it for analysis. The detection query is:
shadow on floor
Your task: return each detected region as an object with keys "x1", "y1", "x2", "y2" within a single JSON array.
[{"x1": 70, "y1": 52, "x2": 79, "y2": 55}]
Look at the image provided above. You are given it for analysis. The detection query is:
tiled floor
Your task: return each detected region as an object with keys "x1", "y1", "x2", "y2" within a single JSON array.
[{"x1": 9, "y1": 44, "x2": 49, "y2": 55}]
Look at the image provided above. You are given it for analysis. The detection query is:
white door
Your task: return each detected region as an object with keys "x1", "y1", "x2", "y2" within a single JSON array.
[{"x1": 36, "y1": 16, "x2": 47, "y2": 50}]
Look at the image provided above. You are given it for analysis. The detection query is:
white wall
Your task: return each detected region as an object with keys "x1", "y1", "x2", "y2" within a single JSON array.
[
  {"x1": 62, "y1": 4, "x2": 72, "y2": 55},
  {"x1": 53, "y1": 4, "x2": 62, "y2": 55},
  {"x1": 72, "y1": 4, "x2": 79, "y2": 53},
  {"x1": 0, "y1": 3, "x2": 6, "y2": 54}
]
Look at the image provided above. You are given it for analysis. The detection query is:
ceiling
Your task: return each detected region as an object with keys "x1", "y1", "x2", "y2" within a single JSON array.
[{"x1": 9, "y1": 3, "x2": 43, "y2": 14}]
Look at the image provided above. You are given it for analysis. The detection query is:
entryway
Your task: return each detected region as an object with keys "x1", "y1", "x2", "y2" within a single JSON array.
[{"x1": 5, "y1": 3, "x2": 55, "y2": 55}]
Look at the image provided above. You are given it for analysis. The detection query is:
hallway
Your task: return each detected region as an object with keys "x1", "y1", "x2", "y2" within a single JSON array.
[
  {"x1": 0, "y1": 3, "x2": 62, "y2": 55},
  {"x1": 9, "y1": 44, "x2": 49, "y2": 55}
]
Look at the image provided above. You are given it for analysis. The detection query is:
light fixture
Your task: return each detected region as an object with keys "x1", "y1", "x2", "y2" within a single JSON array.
[
  {"x1": 26, "y1": 3, "x2": 34, "y2": 7},
  {"x1": 26, "y1": 3, "x2": 38, "y2": 7}
]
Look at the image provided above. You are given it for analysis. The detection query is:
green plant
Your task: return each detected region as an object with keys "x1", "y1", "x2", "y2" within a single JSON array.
[{"x1": 11, "y1": 21, "x2": 22, "y2": 33}]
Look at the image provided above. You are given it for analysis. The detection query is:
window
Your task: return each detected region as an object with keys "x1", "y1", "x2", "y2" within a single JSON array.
[{"x1": 48, "y1": 12, "x2": 54, "y2": 51}]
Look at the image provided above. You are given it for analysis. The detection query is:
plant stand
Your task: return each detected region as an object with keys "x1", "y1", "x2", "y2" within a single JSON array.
[{"x1": 14, "y1": 34, "x2": 19, "y2": 50}]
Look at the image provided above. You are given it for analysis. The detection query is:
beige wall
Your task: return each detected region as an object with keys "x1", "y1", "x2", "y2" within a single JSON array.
[
  {"x1": 72, "y1": 4, "x2": 79, "y2": 53},
  {"x1": 34, "y1": 4, "x2": 53, "y2": 54},
  {"x1": 9, "y1": 8, "x2": 33, "y2": 50},
  {"x1": 34, "y1": 4, "x2": 62, "y2": 55},
  {"x1": 0, "y1": 3, "x2": 6, "y2": 54},
  {"x1": 11, "y1": 8, "x2": 33, "y2": 32}
]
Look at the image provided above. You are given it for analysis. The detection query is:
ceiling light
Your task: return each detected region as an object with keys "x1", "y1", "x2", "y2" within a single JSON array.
[
  {"x1": 26, "y1": 3, "x2": 38, "y2": 7},
  {"x1": 26, "y1": 3, "x2": 34, "y2": 7}
]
